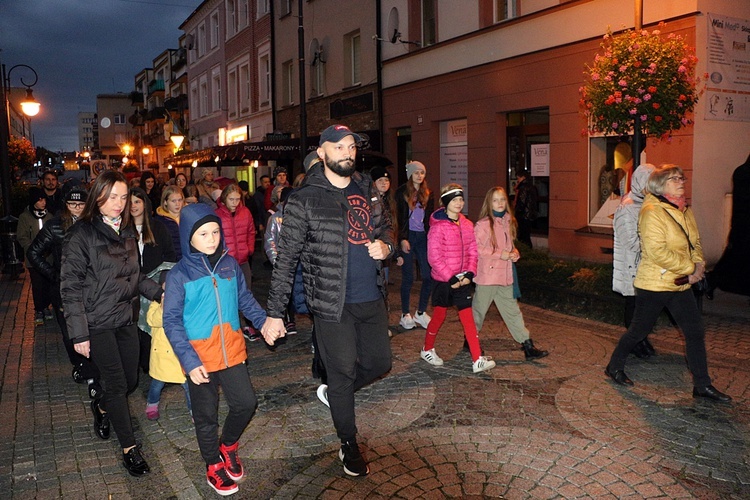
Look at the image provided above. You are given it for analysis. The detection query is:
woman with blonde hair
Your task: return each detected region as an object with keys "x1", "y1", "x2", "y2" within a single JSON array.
[
  {"x1": 396, "y1": 161, "x2": 434, "y2": 330},
  {"x1": 472, "y1": 186, "x2": 548, "y2": 360},
  {"x1": 605, "y1": 165, "x2": 731, "y2": 402},
  {"x1": 154, "y1": 185, "x2": 184, "y2": 260}
]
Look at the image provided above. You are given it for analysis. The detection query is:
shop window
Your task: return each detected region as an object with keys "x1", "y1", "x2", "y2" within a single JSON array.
[
  {"x1": 588, "y1": 136, "x2": 633, "y2": 227},
  {"x1": 507, "y1": 109, "x2": 550, "y2": 239}
]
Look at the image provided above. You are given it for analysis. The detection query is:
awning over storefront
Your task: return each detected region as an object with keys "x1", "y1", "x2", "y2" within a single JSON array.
[{"x1": 164, "y1": 130, "x2": 383, "y2": 169}]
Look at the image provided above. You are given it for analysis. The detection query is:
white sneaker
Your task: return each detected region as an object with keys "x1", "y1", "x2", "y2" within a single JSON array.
[
  {"x1": 399, "y1": 313, "x2": 416, "y2": 330},
  {"x1": 472, "y1": 356, "x2": 496, "y2": 373},
  {"x1": 420, "y1": 349, "x2": 444, "y2": 366},
  {"x1": 413, "y1": 311, "x2": 431, "y2": 329},
  {"x1": 317, "y1": 384, "x2": 330, "y2": 407}
]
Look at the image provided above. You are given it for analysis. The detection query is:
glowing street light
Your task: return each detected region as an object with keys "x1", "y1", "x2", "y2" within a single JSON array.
[
  {"x1": 1, "y1": 62, "x2": 41, "y2": 275},
  {"x1": 170, "y1": 133, "x2": 185, "y2": 153}
]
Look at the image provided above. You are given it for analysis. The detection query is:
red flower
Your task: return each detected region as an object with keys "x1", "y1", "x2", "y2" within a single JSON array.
[
  {"x1": 648, "y1": 86, "x2": 657, "y2": 93},
  {"x1": 652, "y1": 103, "x2": 661, "y2": 110},
  {"x1": 654, "y1": 116, "x2": 663, "y2": 122}
]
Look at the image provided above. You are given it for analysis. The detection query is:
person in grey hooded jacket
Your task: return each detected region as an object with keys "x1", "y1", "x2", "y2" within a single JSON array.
[{"x1": 612, "y1": 163, "x2": 656, "y2": 357}]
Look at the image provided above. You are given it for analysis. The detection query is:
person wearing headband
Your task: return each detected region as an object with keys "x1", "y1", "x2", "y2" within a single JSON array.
[{"x1": 420, "y1": 183, "x2": 496, "y2": 374}]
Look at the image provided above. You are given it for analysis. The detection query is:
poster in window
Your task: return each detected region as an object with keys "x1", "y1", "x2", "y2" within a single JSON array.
[{"x1": 530, "y1": 144, "x2": 549, "y2": 177}]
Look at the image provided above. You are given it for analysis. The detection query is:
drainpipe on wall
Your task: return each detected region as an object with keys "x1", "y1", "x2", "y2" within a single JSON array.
[{"x1": 376, "y1": 0, "x2": 384, "y2": 154}]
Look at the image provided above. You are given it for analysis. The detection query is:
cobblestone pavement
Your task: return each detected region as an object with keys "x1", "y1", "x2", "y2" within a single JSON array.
[{"x1": 1, "y1": 263, "x2": 748, "y2": 499}]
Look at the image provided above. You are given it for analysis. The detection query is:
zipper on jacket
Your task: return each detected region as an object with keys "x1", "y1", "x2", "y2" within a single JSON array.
[{"x1": 202, "y1": 253, "x2": 230, "y2": 369}]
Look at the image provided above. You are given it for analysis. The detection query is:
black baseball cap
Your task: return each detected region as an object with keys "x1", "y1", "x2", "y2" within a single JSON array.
[{"x1": 319, "y1": 124, "x2": 361, "y2": 146}]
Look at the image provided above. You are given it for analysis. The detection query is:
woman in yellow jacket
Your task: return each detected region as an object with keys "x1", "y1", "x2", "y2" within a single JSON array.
[{"x1": 605, "y1": 165, "x2": 731, "y2": 403}]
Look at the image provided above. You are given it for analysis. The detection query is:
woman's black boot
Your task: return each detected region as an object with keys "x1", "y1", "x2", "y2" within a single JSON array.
[
  {"x1": 522, "y1": 339, "x2": 549, "y2": 360},
  {"x1": 91, "y1": 399, "x2": 110, "y2": 440}
]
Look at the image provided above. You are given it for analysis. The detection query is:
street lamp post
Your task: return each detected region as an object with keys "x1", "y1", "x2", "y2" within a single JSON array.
[{"x1": 0, "y1": 62, "x2": 40, "y2": 276}]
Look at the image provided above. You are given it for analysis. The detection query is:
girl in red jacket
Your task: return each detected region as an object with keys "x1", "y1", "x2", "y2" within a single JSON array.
[
  {"x1": 216, "y1": 184, "x2": 257, "y2": 338},
  {"x1": 472, "y1": 187, "x2": 548, "y2": 360},
  {"x1": 421, "y1": 183, "x2": 496, "y2": 373}
]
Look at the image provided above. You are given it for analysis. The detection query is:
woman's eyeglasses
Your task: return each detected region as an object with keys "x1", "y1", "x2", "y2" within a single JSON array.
[
  {"x1": 67, "y1": 202, "x2": 85, "y2": 209},
  {"x1": 667, "y1": 175, "x2": 686, "y2": 183}
]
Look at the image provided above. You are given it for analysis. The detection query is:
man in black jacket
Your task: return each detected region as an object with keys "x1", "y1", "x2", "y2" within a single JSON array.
[{"x1": 263, "y1": 124, "x2": 394, "y2": 478}]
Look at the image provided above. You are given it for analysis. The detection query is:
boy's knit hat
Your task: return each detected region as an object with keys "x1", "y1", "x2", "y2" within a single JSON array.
[{"x1": 189, "y1": 214, "x2": 222, "y2": 242}]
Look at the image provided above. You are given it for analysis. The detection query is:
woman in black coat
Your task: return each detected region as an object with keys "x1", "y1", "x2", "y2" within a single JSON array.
[
  {"x1": 28, "y1": 187, "x2": 101, "y2": 398},
  {"x1": 131, "y1": 187, "x2": 176, "y2": 372},
  {"x1": 60, "y1": 171, "x2": 163, "y2": 477}
]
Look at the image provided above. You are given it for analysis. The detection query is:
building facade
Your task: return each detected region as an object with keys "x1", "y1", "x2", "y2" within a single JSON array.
[
  {"x1": 95, "y1": 93, "x2": 134, "y2": 165},
  {"x1": 77, "y1": 111, "x2": 96, "y2": 153},
  {"x1": 272, "y1": 0, "x2": 382, "y2": 171},
  {"x1": 379, "y1": 0, "x2": 750, "y2": 263}
]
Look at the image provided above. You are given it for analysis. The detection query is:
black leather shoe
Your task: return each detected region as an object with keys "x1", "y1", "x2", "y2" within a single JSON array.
[
  {"x1": 91, "y1": 400, "x2": 110, "y2": 440},
  {"x1": 72, "y1": 364, "x2": 86, "y2": 384},
  {"x1": 693, "y1": 385, "x2": 732, "y2": 403},
  {"x1": 605, "y1": 365, "x2": 634, "y2": 386},
  {"x1": 122, "y1": 445, "x2": 150, "y2": 477}
]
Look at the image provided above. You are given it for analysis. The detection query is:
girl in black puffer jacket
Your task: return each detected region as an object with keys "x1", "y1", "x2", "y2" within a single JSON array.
[{"x1": 28, "y1": 186, "x2": 101, "y2": 397}]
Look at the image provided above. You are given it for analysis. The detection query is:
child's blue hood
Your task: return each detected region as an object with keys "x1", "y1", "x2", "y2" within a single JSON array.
[{"x1": 179, "y1": 203, "x2": 224, "y2": 259}]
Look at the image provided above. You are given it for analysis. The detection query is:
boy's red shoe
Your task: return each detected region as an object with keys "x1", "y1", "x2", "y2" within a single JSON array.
[
  {"x1": 219, "y1": 441, "x2": 244, "y2": 481},
  {"x1": 206, "y1": 462, "x2": 238, "y2": 496}
]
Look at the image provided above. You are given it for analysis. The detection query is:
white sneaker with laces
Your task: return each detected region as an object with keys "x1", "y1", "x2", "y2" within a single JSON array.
[
  {"x1": 399, "y1": 313, "x2": 416, "y2": 330},
  {"x1": 317, "y1": 384, "x2": 329, "y2": 407},
  {"x1": 420, "y1": 349, "x2": 444, "y2": 366},
  {"x1": 472, "y1": 356, "x2": 496, "y2": 373},
  {"x1": 413, "y1": 311, "x2": 431, "y2": 329}
]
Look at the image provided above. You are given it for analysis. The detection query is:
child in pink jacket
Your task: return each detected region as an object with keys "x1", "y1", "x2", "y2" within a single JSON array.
[
  {"x1": 472, "y1": 187, "x2": 548, "y2": 360},
  {"x1": 420, "y1": 183, "x2": 496, "y2": 373}
]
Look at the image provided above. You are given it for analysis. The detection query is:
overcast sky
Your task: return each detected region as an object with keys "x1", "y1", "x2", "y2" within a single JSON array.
[{"x1": 2, "y1": 0, "x2": 201, "y2": 152}]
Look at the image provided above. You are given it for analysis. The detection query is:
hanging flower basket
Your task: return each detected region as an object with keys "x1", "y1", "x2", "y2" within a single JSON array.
[{"x1": 579, "y1": 23, "x2": 701, "y2": 140}]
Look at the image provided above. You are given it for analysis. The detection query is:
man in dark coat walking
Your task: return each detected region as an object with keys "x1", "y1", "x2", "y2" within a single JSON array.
[
  {"x1": 262, "y1": 124, "x2": 395, "y2": 478},
  {"x1": 707, "y1": 153, "x2": 750, "y2": 298}
]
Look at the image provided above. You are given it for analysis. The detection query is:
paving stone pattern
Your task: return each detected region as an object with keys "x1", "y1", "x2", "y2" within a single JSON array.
[{"x1": 0, "y1": 264, "x2": 748, "y2": 499}]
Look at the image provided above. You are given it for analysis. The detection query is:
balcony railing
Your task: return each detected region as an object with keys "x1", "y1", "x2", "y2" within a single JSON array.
[{"x1": 148, "y1": 79, "x2": 165, "y2": 95}]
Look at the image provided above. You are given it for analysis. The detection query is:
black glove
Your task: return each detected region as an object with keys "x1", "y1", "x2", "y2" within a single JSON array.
[
  {"x1": 464, "y1": 272, "x2": 474, "y2": 282},
  {"x1": 449, "y1": 275, "x2": 460, "y2": 286}
]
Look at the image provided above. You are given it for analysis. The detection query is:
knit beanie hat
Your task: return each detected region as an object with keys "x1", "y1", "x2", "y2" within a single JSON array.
[
  {"x1": 405, "y1": 161, "x2": 426, "y2": 180},
  {"x1": 273, "y1": 165, "x2": 288, "y2": 179},
  {"x1": 370, "y1": 166, "x2": 390, "y2": 182},
  {"x1": 28, "y1": 187, "x2": 46, "y2": 209},
  {"x1": 189, "y1": 213, "x2": 222, "y2": 243}
]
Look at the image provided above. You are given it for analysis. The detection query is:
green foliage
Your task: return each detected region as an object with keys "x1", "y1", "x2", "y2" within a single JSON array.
[{"x1": 515, "y1": 245, "x2": 623, "y2": 325}]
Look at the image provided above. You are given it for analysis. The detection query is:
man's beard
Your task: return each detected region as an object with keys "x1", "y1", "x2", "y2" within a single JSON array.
[{"x1": 325, "y1": 155, "x2": 355, "y2": 177}]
